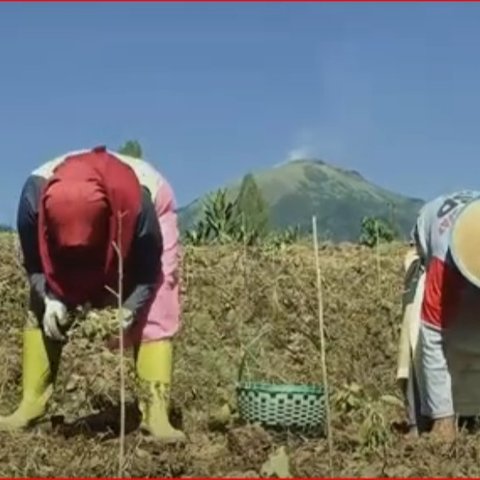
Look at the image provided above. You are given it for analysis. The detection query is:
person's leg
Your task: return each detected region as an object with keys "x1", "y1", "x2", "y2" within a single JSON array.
[
  {"x1": 129, "y1": 275, "x2": 185, "y2": 442},
  {"x1": 124, "y1": 178, "x2": 185, "y2": 442},
  {"x1": 420, "y1": 323, "x2": 456, "y2": 440},
  {"x1": 0, "y1": 288, "x2": 63, "y2": 430}
]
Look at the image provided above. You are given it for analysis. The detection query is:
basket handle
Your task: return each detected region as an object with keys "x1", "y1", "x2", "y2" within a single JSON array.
[{"x1": 237, "y1": 325, "x2": 271, "y2": 383}]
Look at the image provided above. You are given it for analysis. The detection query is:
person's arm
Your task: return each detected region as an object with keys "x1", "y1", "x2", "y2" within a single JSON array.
[
  {"x1": 16, "y1": 175, "x2": 47, "y2": 299},
  {"x1": 123, "y1": 187, "x2": 163, "y2": 321},
  {"x1": 410, "y1": 217, "x2": 425, "y2": 260},
  {"x1": 154, "y1": 180, "x2": 180, "y2": 286}
]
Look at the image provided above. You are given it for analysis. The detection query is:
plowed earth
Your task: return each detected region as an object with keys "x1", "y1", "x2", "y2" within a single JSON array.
[{"x1": 0, "y1": 234, "x2": 477, "y2": 477}]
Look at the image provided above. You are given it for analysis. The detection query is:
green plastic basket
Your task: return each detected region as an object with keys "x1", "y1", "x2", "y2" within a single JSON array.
[
  {"x1": 236, "y1": 381, "x2": 326, "y2": 430},
  {"x1": 235, "y1": 346, "x2": 326, "y2": 430}
]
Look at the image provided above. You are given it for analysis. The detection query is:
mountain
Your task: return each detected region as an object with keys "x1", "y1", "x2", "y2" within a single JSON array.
[{"x1": 177, "y1": 158, "x2": 424, "y2": 242}]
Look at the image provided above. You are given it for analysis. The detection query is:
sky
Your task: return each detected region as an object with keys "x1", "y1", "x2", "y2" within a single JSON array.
[{"x1": 1, "y1": 2, "x2": 480, "y2": 224}]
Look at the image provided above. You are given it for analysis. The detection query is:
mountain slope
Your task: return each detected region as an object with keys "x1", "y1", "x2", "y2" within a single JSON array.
[{"x1": 178, "y1": 158, "x2": 424, "y2": 242}]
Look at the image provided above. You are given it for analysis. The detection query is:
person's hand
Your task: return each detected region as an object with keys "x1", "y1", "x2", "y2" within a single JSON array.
[
  {"x1": 43, "y1": 295, "x2": 68, "y2": 341},
  {"x1": 104, "y1": 308, "x2": 135, "y2": 351},
  {"x1": 120, "y1": 307, "x2": 134, "y2": 330}
]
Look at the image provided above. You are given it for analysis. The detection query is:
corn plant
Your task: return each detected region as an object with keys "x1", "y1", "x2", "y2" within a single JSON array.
[
  {"x1": 184, "y1": 220, "x2": 208, "y2": 246},
  {"x1": 203, "y1": 189, "x2": 240, "y2": 243},
  {"x1": 184, "y1": 189, "x2": 251, "y2": 245}
]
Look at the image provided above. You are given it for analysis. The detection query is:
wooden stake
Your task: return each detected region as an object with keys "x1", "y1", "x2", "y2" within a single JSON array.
[
  {"x1": 375, "y1": 220, "x2": 381, "y2": 290},
  {"x1": 312, "y1": 216, "x2": 334, "y2": 477},
  {"x1": 106, "y1": 211, "x2": 127, "y2": 478}
]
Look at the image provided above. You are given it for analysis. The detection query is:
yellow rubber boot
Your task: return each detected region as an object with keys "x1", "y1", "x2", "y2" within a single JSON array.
[
  {"x1": 0, "y1": 328, "x2": 62, "y2": 431},
  {"x1": 135, "y1": 340, "x2": 186, "y2": 443}
]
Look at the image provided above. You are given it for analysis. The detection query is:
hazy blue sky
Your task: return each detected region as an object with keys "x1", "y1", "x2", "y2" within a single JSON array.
[{"x1": 1, "y1": 2, "x2": 480, "y2": 224}]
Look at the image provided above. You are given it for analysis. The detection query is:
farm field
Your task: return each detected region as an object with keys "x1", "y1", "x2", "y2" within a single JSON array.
[{"x1": 0, "y1": 233, "x2": 478, "y2": 477}]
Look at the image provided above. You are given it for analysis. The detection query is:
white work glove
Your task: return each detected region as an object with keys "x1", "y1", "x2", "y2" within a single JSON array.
[
  {"x1": 43, "y1": 295, "x2": 68, "y2": 341},
  {"x1": 120, "y1": 307, "x2": 135, "y2": 330}
]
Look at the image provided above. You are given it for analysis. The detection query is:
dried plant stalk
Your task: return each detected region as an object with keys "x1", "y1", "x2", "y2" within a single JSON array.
[
  {"x1": 312, "y1": 215, "x2": 334, "y2": 477},
  {"x1": 105, "y1": 211, "x2": 127, "y2": 478},
  {"x1": 375, "y1": 220, "x2": 381, "y2": 291}
]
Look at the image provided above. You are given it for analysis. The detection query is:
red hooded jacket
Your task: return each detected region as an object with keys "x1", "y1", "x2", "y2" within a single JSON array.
[{"x1": 37, "y1": 149, "x2": 142, "y2": 306}]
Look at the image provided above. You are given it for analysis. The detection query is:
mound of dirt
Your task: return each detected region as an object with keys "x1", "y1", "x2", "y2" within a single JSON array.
[{"x1": 0, "y1": 234, "x2": 478, "y2": 477}]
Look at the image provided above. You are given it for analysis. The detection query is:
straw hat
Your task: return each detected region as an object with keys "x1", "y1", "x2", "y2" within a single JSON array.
[{"x1": 450, "y1": 198, "x2": 480, "y2": 288}]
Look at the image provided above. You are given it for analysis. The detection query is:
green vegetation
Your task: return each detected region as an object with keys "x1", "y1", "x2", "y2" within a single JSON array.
[
  {"x1": 234, "y1": 173, "x2": 270, "y2": 239},
  {"x1": 178, "y1": 158, "x2": 423, "y2": 242},
  {"x1": 359, "y1": 216, "x2": 398, "y2": 248},
  {"x1": 118, "y1": 140, "x2": 143, "y2": 159},
  {"x1": 110, "y1": 144, "x2": 420, "y2": 246},
  {"x1": 184, "y1": 189, "x2": 241, "y2": 245},
  {"x1": 184, "y1": 186, "x2": 300, "y2": 249}
]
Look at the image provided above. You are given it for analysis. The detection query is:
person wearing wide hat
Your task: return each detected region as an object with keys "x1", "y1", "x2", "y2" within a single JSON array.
[
  {"x1": 0, "y1": 146, "x2": 185, "y2": 443},
  {"x1": 399, "y1": 190, "x2": 480, "y2": 441}
]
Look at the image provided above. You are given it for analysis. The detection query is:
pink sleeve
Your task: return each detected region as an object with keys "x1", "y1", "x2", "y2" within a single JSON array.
[{"x1": 155, "y1": 180, "x2": 180, "y2": 285}]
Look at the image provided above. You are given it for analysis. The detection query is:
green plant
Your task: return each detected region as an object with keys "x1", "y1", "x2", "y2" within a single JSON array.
[
  {"x1": 118, "y1": 140, "x2": 143, "y2": 159},
  {"x1": 183, "y1": 189, "x2": 243, "y2": 245},
  {"x1": 184, "y1": 220, "x2": 208, "y2": 246},
  {"x1": 203, "y1": 190, "x2": 240, "y2": 243},
  {"x1": 359, "y1": 216, "x2": 396, "y2": 248},
  {"x1": 333, "y1": 383, "x2": 391, "y2": 454},
  {"x1": 235, "y1": 174, "x2": 270, "y2": 239},
  {"x1": 359, "y1": 404, "x2": 390, "y2": 453},
  {"x1": 273, "y1": 226, "x2": 301, "y2": 246}
]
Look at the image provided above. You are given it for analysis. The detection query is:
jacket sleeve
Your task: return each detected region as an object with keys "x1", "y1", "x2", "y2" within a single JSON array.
[
  {"x1": 155, "y1": 180, "x2": 180, "y2": 285},
  {"x1": 123, "y1": 187, "x2": 163, "y2": 318},
  {"x1": 16, "y1": 175, "x2": 47, "y2": 299},
  {"x1": 411, "y1": 203, "x2": 430, "y2": 265}
]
